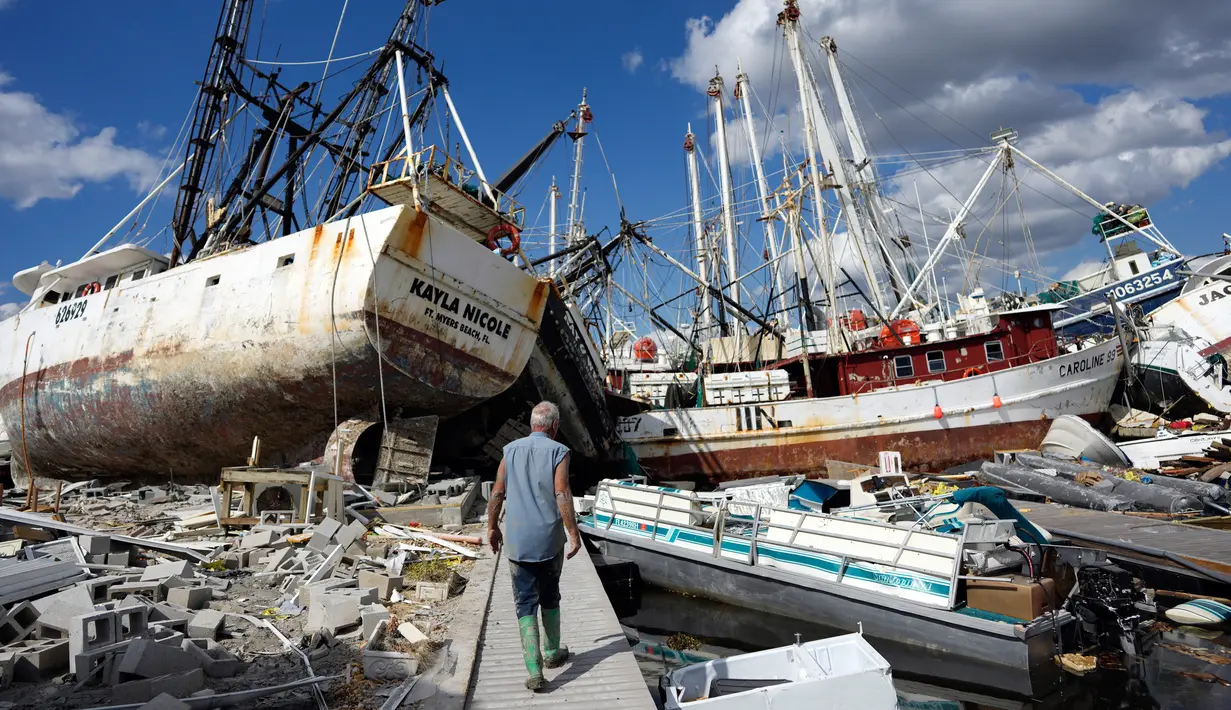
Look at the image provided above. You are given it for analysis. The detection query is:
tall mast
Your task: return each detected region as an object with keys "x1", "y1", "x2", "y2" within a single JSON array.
[
  {"x1": 548, "y1": 177, "x2": 561, "y2": 277},
  {"x1": 735, "y1": 65, "x2": 788, "y2": 320},
  {"x1": 820, "y1": 35, "x2": 911, "y2": 304},
  {"x1": 709, "y1": 74, "x2": 742, "y2": 313},
  {"x1": 169, "y1": 0, "x2": 255, "y2": 267},
  {"x1": 566, "y1": 89, "x2": 590, "y2": 246},
  {"x1": 778, "y1": 1, "x2": 839, "y2": 347},
  {"x1": 685, "y1": 127, "x2": 713, "y2": 343}
]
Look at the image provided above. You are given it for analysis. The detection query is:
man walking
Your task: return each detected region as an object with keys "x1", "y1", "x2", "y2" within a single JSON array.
[{"x1": 487, "y1": 401, "x2": 582, "y2": 690}]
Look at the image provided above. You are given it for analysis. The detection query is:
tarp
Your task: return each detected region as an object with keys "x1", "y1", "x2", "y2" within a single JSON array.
[{"x1": 951, "y1": 486, "x2": 1048, "y2": 545}]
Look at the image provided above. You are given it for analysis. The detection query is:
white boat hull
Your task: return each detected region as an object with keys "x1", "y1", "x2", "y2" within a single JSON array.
[{"x1": 0, "y1": 206, "x2": 548, "y2": 481}]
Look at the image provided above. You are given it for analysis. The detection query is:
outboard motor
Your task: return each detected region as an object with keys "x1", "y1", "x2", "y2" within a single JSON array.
[{"x1": 1067, "y1": 563, "x2": 1154, "y2": 656}]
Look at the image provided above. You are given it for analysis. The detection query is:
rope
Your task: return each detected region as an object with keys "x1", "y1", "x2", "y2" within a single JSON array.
[
  {"x1": 247, "y1": 46, "x2": 380, "y2": 66},
  {"x1": 312, "y1": 0, "x2": 351, "y2": 106}
]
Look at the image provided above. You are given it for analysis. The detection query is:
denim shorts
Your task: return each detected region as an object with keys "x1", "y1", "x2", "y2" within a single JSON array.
[{"x1": 509, "y1": 551, "x2": 564, "y2": 618}]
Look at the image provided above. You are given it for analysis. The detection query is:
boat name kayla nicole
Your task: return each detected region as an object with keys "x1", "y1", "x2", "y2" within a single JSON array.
[{"x1": 411, "y1": 277, "x2": 512, "y2": 341}]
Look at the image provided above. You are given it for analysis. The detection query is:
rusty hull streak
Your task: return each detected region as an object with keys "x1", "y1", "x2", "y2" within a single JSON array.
[{"x1": 632, "y1": 417, "x2": 1096, "y2": 484}]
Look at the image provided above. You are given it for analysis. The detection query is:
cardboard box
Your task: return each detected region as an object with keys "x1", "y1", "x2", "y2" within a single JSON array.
[{"x1": 965, "y1": 575, "x2": 1055, "y2": 621}]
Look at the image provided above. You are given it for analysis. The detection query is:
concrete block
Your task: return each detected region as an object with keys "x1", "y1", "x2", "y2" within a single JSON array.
[
  {"x1": 149, "y1": 603, "x2": 193, "y2": 631},
  {"x1": 109, "y1": 581, "x2": 164, "y2": 603},
  {"x1": 299, "y1": 579, "x2": 356, "y2": 607},
  {"x1": 117, "y1": 606, "x2": 151, "y2": 638},
  {"x1": 138, "y1": 693, "x2": 191, "y2": 710},
  {"x1": 107, "y1": 550, "x2": 136, "y2": 567},
  {"x1": 113, "y1": 669, "x2": 203, "y2": 705},
  {"x1": 81, "y1": 575, "x2": 127, "y2": 603},
  {"x1": 366, "y1": 542, "x2": 390, "y2": 559},
  {"x1": 69, "y1": 610, "x2": 119, "y2": 674},
  {"x1": 149, "y1": 628, "x2": 186, "y2": 648},
  {"x1": 0, "y1": 601, "x2": 39, "y2": 644},
  {"x1": 221, "y1": 550, "x2": 250, "y2": 570},
  {"x1": 165, "y1": 587, "x2": 211, "y2": 611},
  {"x1": 118, "y1": 639, "x2": 201, "y2": 679},
  {"x1": 314, "y1": 517, "x2": 343, "y2": 541},
  {"x1": 187, "y1": 609, "x2": 225, "y2": 641},
  {"x1": 357, "y1": 571, "x2": 403, "y2": 601},
  {"x1": 79, "y1": 535, "x2": 112, "y2": 555},
  {"x1": 305, "y1": 594, "x2": 360, "y2": 634},
  {"x1": 361, "y1": 605, "x2": 390, "y2": 640},
  {"x1": 363, "y1": 649, "x2": 417, "y2": 681},
  {"x1": 416, "y1": 581, "x2": 449, "y2": 602},
  {"x1": 72, "y1": 639, "x2": 131, "y2": 682},
  {"x1": 307, "y1": 529, "x2": 335, "y2": 553},
  {"x1": 11, "y1": 638, "x2": 69, "y2": 680},
  {"x1": 239, "y1": 530, "x2": 274, "y2": 549},
  {"x1": 263, "y1": 547, "x2": 295, "y2": 573},
  {"x1": 334, "y1": 520, "x2": 366, "y2": 551},
  {"x1": 179, "y1": 639, "x2": 239, "y2": 678}
]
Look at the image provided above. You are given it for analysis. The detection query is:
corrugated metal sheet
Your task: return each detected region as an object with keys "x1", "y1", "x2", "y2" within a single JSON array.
[{"x1": 467, "y1": 552, "x2": 655, "y2": 709}]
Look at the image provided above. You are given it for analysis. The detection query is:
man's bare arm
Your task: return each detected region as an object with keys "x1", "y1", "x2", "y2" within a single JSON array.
[
  {"x1": 487, "y1": 459, "x2": 507, "y2": 554},
  {"x1": 554, "y1": 453, "x2": 582, "y2": 559}
]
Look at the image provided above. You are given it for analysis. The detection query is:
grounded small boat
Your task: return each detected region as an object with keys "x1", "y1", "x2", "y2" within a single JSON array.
[
  {"x1": 583, "y1": 479, "x2": 1071, "y2": 696},
  {"x1": 660, "y1": 632, "x2": 896, "y2": 710}
]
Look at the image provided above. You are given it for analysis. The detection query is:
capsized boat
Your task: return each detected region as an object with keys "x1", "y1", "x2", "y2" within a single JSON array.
[
  {"x1": 660, "y1": 632, "x2": 896, "y2": 710},
  {"x1": 582, "y1": 479, "x2": 1071, "y2": 695}
]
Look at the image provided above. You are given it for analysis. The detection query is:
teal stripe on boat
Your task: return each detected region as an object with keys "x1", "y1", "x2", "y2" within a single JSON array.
[{"x1": 599, "y1": 513, "x2": 950, "y2": 599}]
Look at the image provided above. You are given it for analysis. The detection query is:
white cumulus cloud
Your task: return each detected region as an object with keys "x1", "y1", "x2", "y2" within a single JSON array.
[
  {"x1": 0, "y1": 302, "x2": 20, "y2": 321},
  {"x1": 622, "y1": 49, "x2": 644, "y2": 74},
  {"x1": 0, "y1": 70, "x2": 161, "y2": 209}
]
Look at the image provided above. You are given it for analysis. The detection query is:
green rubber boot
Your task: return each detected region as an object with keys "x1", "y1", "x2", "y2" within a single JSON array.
[
  {"x1": 541, "y1": 607, "x2": 570, "y2": 668},
  {"x1": 518, "y1": 616, "x2": 545, "y2": 690}
]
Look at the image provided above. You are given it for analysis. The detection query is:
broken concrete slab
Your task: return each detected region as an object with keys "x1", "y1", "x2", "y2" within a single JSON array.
[
  {"x1": 334, "y1": 520, "x2": 366, "y2": 551},
  {"x1": 238, "y1": 530, "x2": 274, "y2": 549},
  {"x1": 166, "y1": 587, "x2": 211, "y2": 610},
  {"x1": 397, "y1": 621, "x2": 428, "y2": 644},
  {"x1": 141, "y1": 561, "x2": 194, "y2": 582},
  {"x1": 186, "y1": 609, "x2": 225, "y2": 641},
  {"x1": 118, "y1": 638, "x2": 201, "y2": 679},
  {"x1": 416, "y1": 581, "x2": 449, "y2": 602}
]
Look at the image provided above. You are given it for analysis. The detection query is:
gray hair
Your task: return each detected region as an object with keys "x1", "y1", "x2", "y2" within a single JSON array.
[{"x1": 530, "y1": 401, "x2": 560, "y2": 430}]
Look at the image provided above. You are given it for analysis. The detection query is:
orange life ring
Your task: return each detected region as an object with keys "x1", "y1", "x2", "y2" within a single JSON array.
[
  {"x1": 486, "y1": 223, "x2": 520, "y2": 257},
  {"x1": 962, "y1": 365, "x2": 984, "y2": 379},
  {"x1": 83, "y1": 282, "x2": 102, "y2": 296}
]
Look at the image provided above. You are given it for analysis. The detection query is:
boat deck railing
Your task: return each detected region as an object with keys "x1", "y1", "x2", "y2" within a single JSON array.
[
  {"x1": 368, "y1": 145, "x2": 526, "y2": 230},
  {"x1": 594, "y1": 480, "x2": 976, "y2": 609}
]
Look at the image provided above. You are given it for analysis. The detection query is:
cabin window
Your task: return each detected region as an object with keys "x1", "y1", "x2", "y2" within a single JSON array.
[
  {"x1": 926, "y1": 350, "x2": 946, "y2": 374},
  {"x1": 985, "y1": 341, "x2": 1005, "y2": 362},
  {"x1": 131, "y1": 269, "x2": 146, "y2": 281},
  {"x1": 278, "y1": 255, "x2": 295, "y2": 268},
  {"x1": 663, "y1": 427, "x2": 679, "y2": 437},
  {"x1": 104, "y1": 275, "x2": 118, "y2": 290},
  {"x1": 74, "y1": 284, "x2": 89, "y2": 298},
  {"x1": 894, "y1": 355, "x2": 914, "y2": 378},
  {"x1": 1129, "y1": 261, "x2": 1140, "y2": 275},
  {"x1": 778, "y1": 420, "x2": 792, "y2": 428},
  {"x1": 42, "y1": 291, "x2": 60, "y2": 305},
  {"x1": 206, "y1": 275, "x2": 221, "y2": 287}
]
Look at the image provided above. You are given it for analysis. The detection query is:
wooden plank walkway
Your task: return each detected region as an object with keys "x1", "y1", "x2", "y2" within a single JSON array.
[
  {"x1": 1016, "y1": 501, "x2": 1231, "y2": 579},
  {"x1": 465, "y1": 551, "x2": 656, "y2": 710}
]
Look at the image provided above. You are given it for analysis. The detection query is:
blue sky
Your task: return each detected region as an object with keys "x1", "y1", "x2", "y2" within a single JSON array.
[{"x1": 3, "y1": 0, "x2": 1230, "y2": 321}]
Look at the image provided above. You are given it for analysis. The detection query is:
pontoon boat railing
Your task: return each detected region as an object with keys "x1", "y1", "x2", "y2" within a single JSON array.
[{"x1": 593, "y1": 480, "x2": 985, "y2": 608}]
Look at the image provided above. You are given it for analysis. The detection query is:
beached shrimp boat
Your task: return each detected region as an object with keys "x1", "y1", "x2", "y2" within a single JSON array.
[{"x1": 0, "y1": 1, "x2": 555, "y2": 482}]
